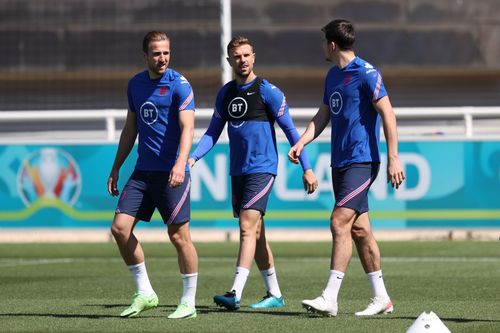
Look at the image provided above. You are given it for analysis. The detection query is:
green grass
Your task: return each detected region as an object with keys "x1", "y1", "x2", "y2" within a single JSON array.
[{"x1": 0, "y1": 241, "x2": 499, "y2": 332}]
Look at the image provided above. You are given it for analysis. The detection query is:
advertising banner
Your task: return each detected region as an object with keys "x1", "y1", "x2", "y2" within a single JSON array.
[{"x1": 0, "y1": 141, "x2": 499, "y2": 229}]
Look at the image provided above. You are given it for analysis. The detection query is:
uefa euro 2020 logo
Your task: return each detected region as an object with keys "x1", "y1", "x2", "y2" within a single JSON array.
[{"x1": 17, "y1": 148, "x2": 82, "y2": 206}]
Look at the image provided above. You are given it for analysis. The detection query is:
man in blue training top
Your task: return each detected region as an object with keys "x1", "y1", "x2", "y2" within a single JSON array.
[
  {"x1": 289, "y1": 19, "x2": 405, "y2": 317},
  {"x1": 188, "y1": 36, "x2": 318, "y2": 310},
  {"x1": 107, "y1": 31, "x2": 198, "y2": 320}
]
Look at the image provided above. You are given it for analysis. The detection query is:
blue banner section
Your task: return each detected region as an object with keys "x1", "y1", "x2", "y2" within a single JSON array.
[{"x1": 0, "y1": 141, "x2": 499, "y2": 229}]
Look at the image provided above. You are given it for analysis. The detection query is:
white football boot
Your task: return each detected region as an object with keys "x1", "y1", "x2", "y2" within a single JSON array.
[
  {"x1": 355, "y1": 296, "x2": 393, "y2": 316},
  {"x1": 301, "y1": 293, "x2": 338, "y2": 317}
]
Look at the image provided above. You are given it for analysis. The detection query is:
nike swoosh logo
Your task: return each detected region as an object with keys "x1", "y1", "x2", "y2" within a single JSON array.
[
  {"x1": 246, "y1": 92, "x2": 256, "y2": 95},
  {"x1": 266, "y1": 273, "x2": 274, "y2": 276}
]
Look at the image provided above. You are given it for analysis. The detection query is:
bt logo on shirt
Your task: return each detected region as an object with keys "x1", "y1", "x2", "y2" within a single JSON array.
[
  {"x1": 329, "y1": 91, "x2": 343, "y2": 115},
  {"x1": 228, "y1": 97, "x2": 248, "y2": 128},
  {"x1": 228, "y1": 97, "x2": 248, "y2": 119},
  {"x1": 140, "y1": 101, "x2": 159, "y2": 125}
]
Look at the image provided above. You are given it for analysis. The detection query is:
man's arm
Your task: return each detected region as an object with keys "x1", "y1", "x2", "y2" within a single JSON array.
[
  {"x1": 373, "y1": 96, "x2": 405, "y2": 189},
  {"x1": 288, "y1": 104, "x2": 330, "y2": 164},
  {"x1": 108, "y1": 110, "x2": 137, "y2": 196},
  {"x1": 170, "y1": 109, "x2": 195, "y2": 187},
  {"x1": 275, "y1": 109, "x2": 318, "y2": 194},
  {"x1": 188, "y1": 112, "x2": 226, "y2": 169}
]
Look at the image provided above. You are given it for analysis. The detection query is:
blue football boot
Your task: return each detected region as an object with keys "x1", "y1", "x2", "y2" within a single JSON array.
[
  {"x1": 213, "y1": 290, "x2": 240, "y2": 311},
  {"x1": 249, "y1": 291, "x2": 285, "y2": 309}
]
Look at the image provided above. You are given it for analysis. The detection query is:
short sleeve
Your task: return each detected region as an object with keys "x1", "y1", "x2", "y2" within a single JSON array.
[
  {"x1": 127, "y1": 80, "x2": 136, "y2": 113},
  {"x1": 175, "y1": 75, "x2": 195, "y2": 111},
  {"x1": 361, "y1": 67, "x2": 388, "y2": 102}
]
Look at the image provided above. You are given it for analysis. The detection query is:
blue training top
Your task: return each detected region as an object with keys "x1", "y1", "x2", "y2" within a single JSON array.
[
  {"x1": 127, "y1": 68, "x2": 195, "y2": 172},
  {"x1": 191, "y1": 77, "x2": 312, "y2": 176},
  {"x1": 323, "y1": 56, "x2": 388, "y2": 168}
]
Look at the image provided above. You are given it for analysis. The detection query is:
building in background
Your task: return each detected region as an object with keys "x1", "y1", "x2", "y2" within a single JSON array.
[{"x1": 0, "y1": 0, "x2": 499, "y2": 111}]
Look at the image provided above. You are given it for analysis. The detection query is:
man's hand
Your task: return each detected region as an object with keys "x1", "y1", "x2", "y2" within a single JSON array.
[
  {"x1": 288, "y1": 142, "x2": 305, "y2": 165},
  {"x1": 387, "y1": 156, "x2": 405, "y2": 189},
  {"x1": 187, "y1": 157, "x2": 196, "y2": 170},
  {"x1": 169, "y1": 163, "x2": 185, "y2": 188},
  {"x1": 107, "y1": 168, "x2": 120, "y2": 196},
  {"x1": 303, "y1": 169, "x2": 318, "y2": 194}
]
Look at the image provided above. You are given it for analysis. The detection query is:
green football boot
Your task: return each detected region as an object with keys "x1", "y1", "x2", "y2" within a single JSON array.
[
  {"x1": 120, "y1": 292, "x2": 159, "y2": 318},
  {"x1": 168, "y1": 301, "x2": 197, "y2": 319}
]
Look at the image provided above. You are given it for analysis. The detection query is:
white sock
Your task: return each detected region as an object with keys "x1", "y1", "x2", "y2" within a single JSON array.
[
  {"x1": 367, "y1": 270, "x2": 390, "y2": 300},
  {"x1": 323, "y1": 270, "x2": 344, "y2": 304},
  {"x1": 180, "y1": 273, "x2": 198, "y2": 308},
  {"x1": 230, "y1": 266, "x2": 250, "y2": 299},
  {"x1": 260, "y1": 267, "x2": 282, "y2": 298},
  {"x1": 127, "y1": 262, "x2": 155, "y2": 296}
]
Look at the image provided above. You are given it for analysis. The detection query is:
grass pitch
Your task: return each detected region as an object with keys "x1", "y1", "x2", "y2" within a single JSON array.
[{"x1": 0, "y1": 241, "x2": 499, "y2": 332}]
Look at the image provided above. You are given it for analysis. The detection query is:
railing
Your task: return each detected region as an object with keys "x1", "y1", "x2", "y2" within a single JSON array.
[{"x1": 0, "y1": 107, "x2": 499, "y2": 141}]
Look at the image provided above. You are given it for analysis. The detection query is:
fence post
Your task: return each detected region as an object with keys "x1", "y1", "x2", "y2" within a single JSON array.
[
  {"x1": 464, "y1": 113, "x2": 473, "y2": 138},
  {"x1": 106, "y1": 115, "x2": 116, "y2": 141}
]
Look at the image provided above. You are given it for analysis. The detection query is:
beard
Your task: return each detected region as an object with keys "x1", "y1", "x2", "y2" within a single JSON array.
[{"x1": 235, "y1": 71, "x2": 249, "y2": 79}]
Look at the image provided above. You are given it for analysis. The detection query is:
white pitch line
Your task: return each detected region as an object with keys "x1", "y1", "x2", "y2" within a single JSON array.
[
  {"x1": 382, "y1": 256, "x2": 500, "y2": 263},
  {"x1": 0, "y1": 258, "x2": 77, "y2": 267}
]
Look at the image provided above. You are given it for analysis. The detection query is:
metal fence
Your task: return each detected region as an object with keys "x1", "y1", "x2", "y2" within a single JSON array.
[{"x1": 1, "y1": 107, "x2": 499, "y2": 143}]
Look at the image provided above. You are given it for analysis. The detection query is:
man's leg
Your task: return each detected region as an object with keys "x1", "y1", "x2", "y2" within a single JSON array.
[
  {"x1": 167, "y1": 221, "x2": 198, "y2": 319},
  {"x1": 111, "y1": 213, "x2": 158, "y2": 317},
  {"x1": 110, "y1": 213, "x2": 143, "y2": 265},
  {"x1": 168, "y1": 221, "x2": 198, "y2": 274},
  {"x1": 330, "y1": 207, "x2": 358, "y2": 272},
  {"x1": 352, "y1": 213, "x2": 393, "y2": 316},
  {"x1": 254, "y1": 216, "x2": 272, "y2": 270},
  {"x1": 214, "y1": 173, "x2": 275, "y2": 310},
  {"x1": 233, "y1": 209, "x2": 262, "y2": 296},
  {"x1": 302, "y1": 206, "x2": 357, "y2": 317},
  {"x1": 351, "y1": 212, "x2": 381, "y2": 273},
  {"x1": 213, "y1": 209, "x2": 260, "y2": 310},
  {"x1": 250, "y1": 217, "x2": 284, "y2": 308}
]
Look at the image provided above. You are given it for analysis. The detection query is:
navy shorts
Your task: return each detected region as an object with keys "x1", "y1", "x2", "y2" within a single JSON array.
[
  {"x1": 231, "y1": 173, "x2": 275, "y2": 218},
  {"x1": 116, "y1": 170, "x2": 191, "y2": 225},
  {"x1": 331, "y1": 163, "x2": 379, "y2": 214}
]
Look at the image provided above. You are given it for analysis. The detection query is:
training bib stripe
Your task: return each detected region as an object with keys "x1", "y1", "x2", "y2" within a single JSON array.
[
  {"x1": 243, "y1": 177, "x2": 275, "y2": 209},
  {"x1": 167, "y1": 178, "x2": 191, "y2": 225},
  {"x1": 179, "y1": 90, "x2": 194, "y2": 110},
  {"x1": 337, "y1": 177, "x2": 371, "y2": 207}
]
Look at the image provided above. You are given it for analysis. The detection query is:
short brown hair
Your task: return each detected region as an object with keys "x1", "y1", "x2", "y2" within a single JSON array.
[
  {"x1": 322, "y1": 19, "x2": 355, "y2": 50},
  {"x1": 142, "y1": 31, "x2": 170, "y2": 53},
  {"x1": 227, "y1": 36, "x2": 254, "y2": 55}
]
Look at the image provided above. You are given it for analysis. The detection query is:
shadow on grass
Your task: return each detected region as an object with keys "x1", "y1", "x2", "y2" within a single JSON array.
[
  {"x1": 366, "y1": 316, "x2": 500, "y2": 324},
  {"x1": 82, "y1": 303, "x2": 321, "y2": 317},
  {"x1": 23, "y1": 304, "x2": 496, "y2": 322},
  {"x1": 3, "y1": 311, "x2": 497, "y2": 323},
  {"x1": 0, "y1": 313, "x2": 122, "y2": 319}
]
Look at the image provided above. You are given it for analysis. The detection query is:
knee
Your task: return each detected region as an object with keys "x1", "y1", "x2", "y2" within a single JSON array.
[
  {"x1": 330, "y1": 212, "x2": 352, "y2": 239},
  {"x1": 239, "y1": 219, "x2": 257, "y2": 237},
  {"x1": 351, "y1": 226, "x2": 369, "y2": 241},
  {"x1": 330, "y1": 222, "x2": 349, "y2": 239},
  {"x1": 168, "y1": 229, "x2": 189, "y2": 248},
  {"x1": 110, "y1": 222, "x2": 126, "y2": 240}
]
